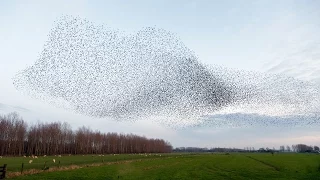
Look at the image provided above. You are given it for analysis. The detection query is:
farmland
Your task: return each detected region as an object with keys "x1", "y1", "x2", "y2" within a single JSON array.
[{"x1": 1, "y1": 153, "x2": 320, "y2": 179}]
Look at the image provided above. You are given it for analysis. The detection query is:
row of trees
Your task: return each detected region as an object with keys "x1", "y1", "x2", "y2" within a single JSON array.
[
  {"x1": 174, "y1": 147, "x2": 249, "y2": 153},
  {"x1": 0, "y1": 112, "x2": 172, "y2": 156},
  {"x1": 174, "y1": 145, "x2": 320, "y2": 153},
  {"x1": 280, "y1": 144, "x2": 319, "y2": 153},
  {"x1": 258, "y1": 144, "x2": 319, "y2": 153}
]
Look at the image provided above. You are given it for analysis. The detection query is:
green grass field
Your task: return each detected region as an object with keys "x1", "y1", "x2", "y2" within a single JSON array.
[
  {"x1": 0, "y1": 153, "x2": 170, "y2": 172},
  {"x1": 1, "y1": 153, "x2": 320, "y2": 180}
]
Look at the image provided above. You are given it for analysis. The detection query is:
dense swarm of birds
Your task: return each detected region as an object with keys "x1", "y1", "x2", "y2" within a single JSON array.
[{"x1": 13, "y1": 16, "x2": 320, "y2": 128}]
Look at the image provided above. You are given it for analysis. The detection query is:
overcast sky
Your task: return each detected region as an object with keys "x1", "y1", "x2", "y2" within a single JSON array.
[{"x1": 1, "y1": 0, "x2": 320, "y2": 149}]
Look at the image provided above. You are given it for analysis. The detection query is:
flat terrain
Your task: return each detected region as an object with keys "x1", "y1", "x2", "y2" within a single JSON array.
[{"x1": 1, "y1": 153, "x2": 320, "y2": 179}]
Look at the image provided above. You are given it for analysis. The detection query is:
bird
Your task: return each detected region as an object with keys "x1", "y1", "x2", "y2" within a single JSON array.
[{"x1": 12, "y1": 15, "x2": 320, "y2": 129}]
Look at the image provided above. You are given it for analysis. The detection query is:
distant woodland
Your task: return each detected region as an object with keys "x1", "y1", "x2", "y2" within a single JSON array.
[
  {"x1": 174, "y1": 145, "x2": 320, "y2": 153},
  {"x1": 0, "y1": 112, "x2": 172, "y2": 156}
]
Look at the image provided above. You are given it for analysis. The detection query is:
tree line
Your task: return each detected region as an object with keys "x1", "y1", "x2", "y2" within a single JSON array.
[
  {"x1": 174, "y1": 145, "x2": 320, "y2": 153},
  {"x1": 174, "y1": 147, "x2": 250, "y2": 153},
  {"x1": 0, "y1": 112, "x2": 172, "y2": 156},
  {"x1": 280, "y1": 144, "x2": 319, "y2": 153}
]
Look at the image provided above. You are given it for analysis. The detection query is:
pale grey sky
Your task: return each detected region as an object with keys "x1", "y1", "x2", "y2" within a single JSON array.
[{"x1": 1, "y1": 0, "x2": 320, "y2": 149}]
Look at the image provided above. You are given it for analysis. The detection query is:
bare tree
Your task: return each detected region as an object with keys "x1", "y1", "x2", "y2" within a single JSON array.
[
  {"x1": 286, "y1": 145, "x2": 291, "y2": 152},
  {"x1": 0, "y1": 112, "x2": 172, "y2": 156}
]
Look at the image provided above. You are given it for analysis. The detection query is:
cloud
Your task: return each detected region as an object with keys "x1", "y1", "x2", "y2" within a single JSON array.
[
  {"x1": 0, "y1": 103, "x2": 30, "y2": 113},
  {"x1": 261, "y1": 3, "x2": 320, "y2": 83},
  {"x1": 199, "y1": 113, "x2": 320, "y2": 128},
  {"x1": 260, "y1": 135, "x2": 320, "y2": 145}
]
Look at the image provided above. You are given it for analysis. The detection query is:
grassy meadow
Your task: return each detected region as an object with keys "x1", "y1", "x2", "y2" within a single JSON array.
[{"x1": 1, "y1": 153, "x2": 320, "y2": 179}]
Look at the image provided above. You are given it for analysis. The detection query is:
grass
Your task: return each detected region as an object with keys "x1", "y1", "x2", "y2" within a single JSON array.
[
  {"x1": 0, "y1": 153, "x2": 169, "y2": 172},
  {"x1": 1, "y1": 153, "x2": 320, "y2": 179}
]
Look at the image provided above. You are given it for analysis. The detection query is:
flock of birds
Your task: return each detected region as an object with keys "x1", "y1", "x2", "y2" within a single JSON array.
[{"x1": 13, "y1": 16, "x2": 320, "y2": 128}]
